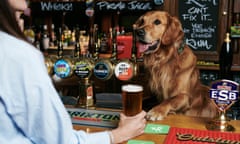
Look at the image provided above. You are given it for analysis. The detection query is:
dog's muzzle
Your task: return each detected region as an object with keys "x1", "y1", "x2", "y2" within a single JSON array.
[
  {"x1": 136, "y1": 28, "x2": 145, "y2": 38},
  {"x1": 136, "y1": 28, "x2": 160, "y2": 54}
]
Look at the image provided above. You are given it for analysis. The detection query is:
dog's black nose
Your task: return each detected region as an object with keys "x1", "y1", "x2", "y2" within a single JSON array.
[{"x1": 136, "y1": 28, "x2": 145, "y2": 36}]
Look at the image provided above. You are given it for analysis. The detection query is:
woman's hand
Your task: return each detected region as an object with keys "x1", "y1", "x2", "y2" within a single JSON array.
[{"x1": 111, "y1": 111, "x2": 147, "y2": 144}]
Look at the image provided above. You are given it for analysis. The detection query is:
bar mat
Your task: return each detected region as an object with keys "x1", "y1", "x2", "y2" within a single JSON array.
[
  {"x1": 67, "y1": 108, "x2": 120, "y2": 128},
  {"x1": 164, "y1": 127, "x2": 240, "y2": 144}
]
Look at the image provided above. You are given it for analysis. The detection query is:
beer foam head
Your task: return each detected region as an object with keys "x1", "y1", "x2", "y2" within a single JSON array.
[{"x1": 122, "y1": 84, "x2": 143, "y2": 92}]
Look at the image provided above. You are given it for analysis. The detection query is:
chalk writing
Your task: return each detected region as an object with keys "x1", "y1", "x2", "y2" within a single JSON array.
[
  {"x1": 128, "y1": 1, "x2": 152, "y2": 10},
  {"x1": 96, "y1": 1, "x2": 152, "y2": 11},
  {"x1": 40, "y1": 2, "x2": 73, "y2": 11},
  {"x1": 179, "y1": 0, "x2": 219, "y2": 51}
]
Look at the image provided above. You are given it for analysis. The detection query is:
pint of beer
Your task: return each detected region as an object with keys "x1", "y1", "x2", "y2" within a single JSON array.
[{"x1": 122, "y1": 84, "x2": 143, "y2": 116}]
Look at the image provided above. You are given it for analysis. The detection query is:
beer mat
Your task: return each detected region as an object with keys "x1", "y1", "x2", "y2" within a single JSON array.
[
  {"x1": 67, "y1": 108, "x2": 120, "y2": 128},
  {"x1": 164, "y1": 127, "x2": 240, "y2": 144},
  {"x1": 127, "y1": 140, "x2": 155, "y2": 144},
  {"x1": 144, "y1": 124, "x2": 170, "y2": 134}
]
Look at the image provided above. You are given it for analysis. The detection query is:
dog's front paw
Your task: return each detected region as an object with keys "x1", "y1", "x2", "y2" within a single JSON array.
[{"x1": 146, "y1": 109, "x2": 165, "y2": 121}]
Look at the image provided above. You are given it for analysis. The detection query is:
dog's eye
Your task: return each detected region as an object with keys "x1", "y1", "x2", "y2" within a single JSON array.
[{"x1": 154, "y1": 19, "x2": 161, "y2": 25}]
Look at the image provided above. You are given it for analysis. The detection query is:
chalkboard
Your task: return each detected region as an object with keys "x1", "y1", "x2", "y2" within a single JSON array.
[{"x1": 179, "y1": 0, "x2": 219, "y2": 52}]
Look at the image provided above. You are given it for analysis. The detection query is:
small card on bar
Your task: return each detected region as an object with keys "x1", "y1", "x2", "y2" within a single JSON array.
[
  {"x1": 127, "y1": 140, "x2": 155, "y2": 144},
  {"x1": 144, "y1": 123, "x2": 170, "y2": 134}
]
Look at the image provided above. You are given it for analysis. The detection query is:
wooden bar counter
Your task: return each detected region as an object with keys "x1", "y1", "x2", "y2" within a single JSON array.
[{"x1": 73, "y1": 114, "x2": 240, "y2": 144}]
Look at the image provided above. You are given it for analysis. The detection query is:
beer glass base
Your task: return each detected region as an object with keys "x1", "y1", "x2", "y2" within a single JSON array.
[{"x1": 206, "y1": 120, "x2": 235, "y2": 132}]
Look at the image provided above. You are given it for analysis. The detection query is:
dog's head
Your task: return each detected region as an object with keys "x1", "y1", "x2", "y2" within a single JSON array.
[{"x1": 135, "y1": 11, "x2": 184, "y2": 54}]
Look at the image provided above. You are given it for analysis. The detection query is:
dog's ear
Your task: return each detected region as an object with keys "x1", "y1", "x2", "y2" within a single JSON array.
[{"x1": 161, "y1": 16, "x2": 184, "y2": 45}]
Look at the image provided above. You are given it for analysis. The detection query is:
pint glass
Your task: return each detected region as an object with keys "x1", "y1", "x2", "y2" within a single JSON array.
[{"x1": 122, "y1": 84, "x2": 143, "y2": 116}]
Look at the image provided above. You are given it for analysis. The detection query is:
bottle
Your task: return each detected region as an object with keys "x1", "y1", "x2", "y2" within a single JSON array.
[
  {"x1": 100, "y1": 33, "x2": 108, "y2": 53},
  {"x1": 57, "y1": 27, "x2": 64, "y2": 58},
  {"x1": 111, "y1": 27, "x2": 117, "y2": 61},
  {"x1": 74, "y1": 28, "x2": 80, "y2": 58},
  {"x1": 107, "y1": 27, "x2": 113, "y2": 54},
  {"x1": 121, "y1": 26, "x2": 125, "y2": 35},
  {"x1": 116, "y1": 26, "x2": 121, "y2": 36},
  {"x1": 233, "y1": 13, "x2": 239, "y2": 26},
  {"x1": 41, "y1": 24, "x2": 50, "y2": 50},
  {"x1": 74, "y1": 40, "x2": 80, "y2": 58},
  {"x1": 231, "y1": 13, "x2": 240, "y2": 38},
  {"x1": 93, "y1": 24, "x2": 100, "y2": 59},
  {"x1": 79, "y1": 30, "x2": 88, "y2": 56},
  {"x1": 33, "y1": 25, "x2": 41, "y2": 50},
  {"x1": 88, "y1": 25, "x2": 95, "y2": 55},
  {"x1": 49, "y1": 24, "x2": 56, "y2": 47},
  {"x1": 219, "y1": 33, "x2": 233, "y2": 80}
]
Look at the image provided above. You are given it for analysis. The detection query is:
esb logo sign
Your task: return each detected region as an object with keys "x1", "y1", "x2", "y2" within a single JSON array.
[
  {"x1": 209, "y1": 79, "x2": 239, "y2": 111},
  {"x1": 210, "y1": 90, "x2": 238, "y2": 101}
]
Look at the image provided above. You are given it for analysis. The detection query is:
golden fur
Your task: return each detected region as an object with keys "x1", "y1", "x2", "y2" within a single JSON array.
[{"x1": 135, "y1": 11, "x2": 218, "y2": 121}]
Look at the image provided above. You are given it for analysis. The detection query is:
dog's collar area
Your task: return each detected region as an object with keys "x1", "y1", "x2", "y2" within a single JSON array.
[{"x1": 178, "y1": 40, "x2": 185, "y2": 54}]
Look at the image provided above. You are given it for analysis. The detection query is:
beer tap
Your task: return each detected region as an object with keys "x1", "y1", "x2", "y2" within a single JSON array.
[
  {"x1": 93, "y1": 27, "x2": 115, "y2": 81},
  {"x1": 114, "y1": 25, "x2": 138, "y2": 81},
  {"x1": 53, "y1": 27, "x2": 74, "y2": 79},
  {"x1": 73, "y1": 28, "x2": 93, "y2": 80}
]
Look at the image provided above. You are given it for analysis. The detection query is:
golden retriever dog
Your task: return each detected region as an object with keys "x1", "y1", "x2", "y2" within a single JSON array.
[{"x1": 135, "y1": 11, "x2": 218, "y2": 121}]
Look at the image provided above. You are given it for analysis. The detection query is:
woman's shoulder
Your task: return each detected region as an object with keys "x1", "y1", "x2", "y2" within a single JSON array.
[
  {"x1": 0, "y1": 31, "x2": 38, "y2": 52},
  {"x1": 0, "y1": 31, "x2": 42, "y2": 60}
]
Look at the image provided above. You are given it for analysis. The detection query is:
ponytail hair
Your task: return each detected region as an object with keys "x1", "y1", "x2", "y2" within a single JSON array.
[{"x1": 0, "y1": 0, "x2": 28, "y2": 42}]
